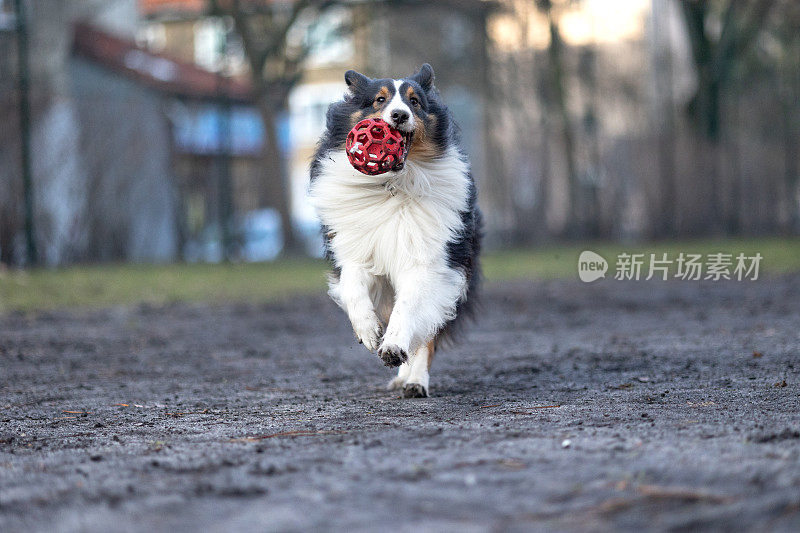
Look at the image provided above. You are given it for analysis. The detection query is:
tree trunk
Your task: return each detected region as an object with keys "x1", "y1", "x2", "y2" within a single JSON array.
[
  {"x1": 546, "y1": 13, "x2": 581, "y2": 239},
  {"x1": 651, "y1": 0, "x2": 676, "y2": 238},
  {"x1": 679, "y1": 0, "x2": 778, "y2": 236},
  {"x1": 784, "y1": 35, "x2": 800, "y2": 233},
  {"x1": 222, "y1": 3, "x2": 304, "y2": 256},
  {"x1": 476, "y1": 7, "x2": 512, "y2": 246},
  {"x1": 256, "y1": 93, "x2": 302, "y2": 255}
]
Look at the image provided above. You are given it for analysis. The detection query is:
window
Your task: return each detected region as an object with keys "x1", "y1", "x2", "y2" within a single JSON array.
[
  {"x1": 288, "y1": 83, "x2": 346, "y2": 146},
  {"x1": 287, "y1": 6, "x2": 354, "y2": 68},
  {"x1": 194, "y1": 17, "x2": 225, "y2": 72},
  {"x1": 135, "y1": 23, "x2": 167, "y2": 53},
  {"x1": 194, "y1": 17, "x2": 245, "y2": 74},
  {"x1": 0, "y1": 0, "x2": 16, "y2": 31}
]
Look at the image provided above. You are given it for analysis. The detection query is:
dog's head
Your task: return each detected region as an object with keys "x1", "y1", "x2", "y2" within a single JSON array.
[{"x1": 338, "y1": 64, "x2": 451, "y2": 163}]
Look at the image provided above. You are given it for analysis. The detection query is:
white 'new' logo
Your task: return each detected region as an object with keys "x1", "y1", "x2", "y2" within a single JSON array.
[{"x1": 578, "y1": 251, "x2": 608, "y2": 282}]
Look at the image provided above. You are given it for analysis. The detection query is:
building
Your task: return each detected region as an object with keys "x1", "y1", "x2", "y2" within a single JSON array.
[
  {"x1": 71, "y1": 22, "x2": 270, "y2": 262},
  {"x1": 0, "y1": 0, "x2": 277, "y2": 264},
  {"x1": 0, "y1": 0, "x2": 141, "y2": 264}
]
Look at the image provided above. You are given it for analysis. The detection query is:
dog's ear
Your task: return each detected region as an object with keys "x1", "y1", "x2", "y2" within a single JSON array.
[
  {"x1": 412, "y1": 63, "x2": 435, "y2": 92},
  {"x1": 344, "y1": 70, "x2": 371, "y2": 91}
]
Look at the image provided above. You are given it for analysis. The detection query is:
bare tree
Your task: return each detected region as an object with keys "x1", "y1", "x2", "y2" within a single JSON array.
[
  {"x1": 208, "y1": 0, "x2": 345, "y2": 254},
  {"x1": 678, "y1": 0, "x2": 777, "y2": 141},
  {"x1": 650, "y1": 0, "x2": 678, "y2": 237},
  {"x1": 774, "y1": 0, "x2": 800, "y2": 232},
  {"x1": 677, "y1": 0, "x2": 777, "y2": 233},
  {"x1": 534, "y1": 0, "x2": 598, "y2": 239}
]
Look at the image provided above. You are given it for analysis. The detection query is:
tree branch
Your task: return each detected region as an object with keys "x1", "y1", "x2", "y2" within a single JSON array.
[
  {"x1": 714, "y1": 0, "x2": 776, "y2": 85},
  {"x1": 679, "y1": 0, "x2": 711, "y2": 69}
]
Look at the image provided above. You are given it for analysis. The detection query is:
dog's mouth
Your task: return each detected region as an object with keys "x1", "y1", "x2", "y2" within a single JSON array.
[
  {"x1": 401, "y1": 130, "x2": 414, "y2": 150},
  {"x1": 392, "y1": 131, "x2": 414, "y2": 171}
]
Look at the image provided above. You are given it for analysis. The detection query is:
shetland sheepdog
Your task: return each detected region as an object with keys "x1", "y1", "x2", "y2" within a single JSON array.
[{"x1": 309, "y1": 64, "x2": 481, "y2": 398}]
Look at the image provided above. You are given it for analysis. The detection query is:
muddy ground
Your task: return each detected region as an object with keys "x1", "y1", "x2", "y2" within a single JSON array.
[{"x1": 1, "y1": 277, "x2": 799, "y2": 532}]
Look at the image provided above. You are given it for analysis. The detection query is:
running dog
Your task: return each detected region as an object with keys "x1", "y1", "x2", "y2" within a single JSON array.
[{"x1": 309, "y1": 64, "x2": 482, "y2": 398}]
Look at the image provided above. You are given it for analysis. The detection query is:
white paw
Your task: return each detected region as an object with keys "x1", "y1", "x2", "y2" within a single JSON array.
[
  {"x1": 352, "y1": 314, "x2": 382, "y2": 352},
  {"x1": 376, "y1": 342, "x2": 408, "y2": 367},
  {"x1": 402, "y1": 383, "x2": 429, "y2": 398},
  {"x1": 387, "y1": 375, "x2": 406, "y2": 390},
  {"x1": 387, "y1": 362, "x2": 411, "y2": 390}
]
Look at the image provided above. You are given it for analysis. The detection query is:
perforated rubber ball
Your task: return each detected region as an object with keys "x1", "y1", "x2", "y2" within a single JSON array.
[{"x1": 345, "y1": 118, "x2": 406, "y2": 175}]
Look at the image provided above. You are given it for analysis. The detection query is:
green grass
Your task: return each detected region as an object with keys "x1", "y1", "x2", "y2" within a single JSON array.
[
  {"x1": 483, "y1": 237, "x2": 800, "y2": 281},
  {"x1": 1, "y1": 237, "x2": 799, "y2": 313},
  {"x1": 0, "y1": 259, "x2": 328, "y2": 314}
]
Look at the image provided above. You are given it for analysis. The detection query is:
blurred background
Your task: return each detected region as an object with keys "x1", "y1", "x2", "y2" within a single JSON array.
[{"x1": 0, "y1": 0, "x2": 798, "y2": 270}]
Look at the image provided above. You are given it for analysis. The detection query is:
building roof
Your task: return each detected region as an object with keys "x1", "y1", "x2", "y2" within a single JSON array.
[
  {"x1": 139, "y1": 0, "x2": 207, "y2": 17},
  {"x1": 72, "y1": 22, "x2": 254, "y2": 102},
  {"x1": 139, "y1": 0, "x2": 287, "y2": 18}
]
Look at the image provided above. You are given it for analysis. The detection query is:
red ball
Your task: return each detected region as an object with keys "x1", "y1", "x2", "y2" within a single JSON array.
[{"x1": 345, "y1": 118, "x2": 406, "y2": 175}]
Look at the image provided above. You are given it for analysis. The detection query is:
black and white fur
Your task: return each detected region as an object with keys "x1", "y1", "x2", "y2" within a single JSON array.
[{"x1": 309, "y1": 64, "x2": 481, "y2": 398}]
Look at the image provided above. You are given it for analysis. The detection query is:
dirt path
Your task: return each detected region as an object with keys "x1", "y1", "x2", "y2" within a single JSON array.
[{"x1": 1, "y1": 278, "x2": 799, "y2": 532}]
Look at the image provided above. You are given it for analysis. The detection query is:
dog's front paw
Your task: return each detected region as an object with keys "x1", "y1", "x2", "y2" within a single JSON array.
[
  {"x1": 377, "y1": 343, "x2": 408, "y2": 367},
  {"x1": 352, "y1": 315, "x2": 383, "y2": 352}
]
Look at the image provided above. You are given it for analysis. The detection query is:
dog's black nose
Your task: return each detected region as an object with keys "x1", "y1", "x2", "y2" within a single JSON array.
[{"x1": 391, "y1": 110, "x2": 409, "y2": 125}]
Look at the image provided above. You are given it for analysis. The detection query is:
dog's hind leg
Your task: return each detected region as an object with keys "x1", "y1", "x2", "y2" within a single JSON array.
[
  {"x1": 386, "y1": 362, "x2": 411, "y2": 391},
  {"x1": 402, "y1": 340, "x2": 435, "y2": 398}
]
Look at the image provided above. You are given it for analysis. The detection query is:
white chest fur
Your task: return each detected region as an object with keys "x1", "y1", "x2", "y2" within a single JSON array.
[{"x1": 309, "y1": 147, "x2": 470, "y2": 278}]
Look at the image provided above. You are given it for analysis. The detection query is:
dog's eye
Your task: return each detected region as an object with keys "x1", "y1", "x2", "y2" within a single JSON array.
[
  {"x1": 375, "y1": 96, "x2": 386, "y2": 104},
  {"x1": 409, "y1": 97, "x2": 419, "y2": 107}
]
